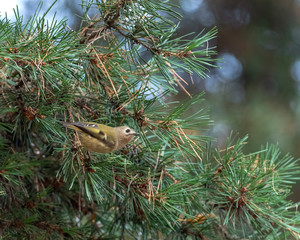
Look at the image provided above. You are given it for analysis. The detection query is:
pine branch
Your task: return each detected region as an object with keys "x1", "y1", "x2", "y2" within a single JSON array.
[{"x1": 0, "y1": 1, "x2": 299, "y2": 239}]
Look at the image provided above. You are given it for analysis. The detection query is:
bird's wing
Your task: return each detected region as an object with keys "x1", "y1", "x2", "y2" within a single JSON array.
[{"x1": 64, "y1": 122, "x2": 117, "y2": 148}]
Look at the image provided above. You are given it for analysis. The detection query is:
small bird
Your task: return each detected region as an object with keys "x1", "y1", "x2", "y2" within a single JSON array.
[{"x1": 62, "y1": 122, "x2": 138, "y2": 153}]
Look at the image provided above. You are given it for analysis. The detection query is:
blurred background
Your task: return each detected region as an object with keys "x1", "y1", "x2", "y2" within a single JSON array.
[{"x1": 2, "y1": 0, "x2": 299, "y2": 200}]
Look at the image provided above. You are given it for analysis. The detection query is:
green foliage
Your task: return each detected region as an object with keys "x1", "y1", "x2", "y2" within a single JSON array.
[{"x1": 0, "y1": 0, "x2": 299, "y2": 239}]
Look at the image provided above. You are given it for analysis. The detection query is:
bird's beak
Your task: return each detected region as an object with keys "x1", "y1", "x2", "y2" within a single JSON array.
[{"x1": 131, "y1": 132, "x2": 139, "y2": 136}]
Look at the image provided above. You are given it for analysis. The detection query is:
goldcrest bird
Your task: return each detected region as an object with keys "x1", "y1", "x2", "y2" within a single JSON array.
[{"x1": 62, "y1": 122, "x2": 138, "y2": 153}]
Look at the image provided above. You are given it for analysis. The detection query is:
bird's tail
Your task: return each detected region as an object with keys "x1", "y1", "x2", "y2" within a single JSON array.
[{"x1": 61, "y1": 121, "x2": 79, "y2": 130}]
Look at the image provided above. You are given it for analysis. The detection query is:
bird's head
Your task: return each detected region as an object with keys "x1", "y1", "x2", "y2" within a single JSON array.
[{"x1": 115, "y1": 126, "x2": 138, "y2": 149}]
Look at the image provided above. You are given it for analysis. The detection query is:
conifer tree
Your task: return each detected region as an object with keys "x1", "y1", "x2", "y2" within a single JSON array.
[{"x1": 0, "y1": 1, "x2": 299, "y2": 239}]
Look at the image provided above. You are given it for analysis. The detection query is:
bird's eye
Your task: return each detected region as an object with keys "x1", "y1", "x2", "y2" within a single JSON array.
[{"x1": 125, "y1": 128, "x2": 130, "y2": 133}]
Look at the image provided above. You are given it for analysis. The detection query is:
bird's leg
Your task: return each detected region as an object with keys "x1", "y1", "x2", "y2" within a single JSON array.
[{"x1": 85, "y1": 151, "x2": 91, "y2": 162}]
